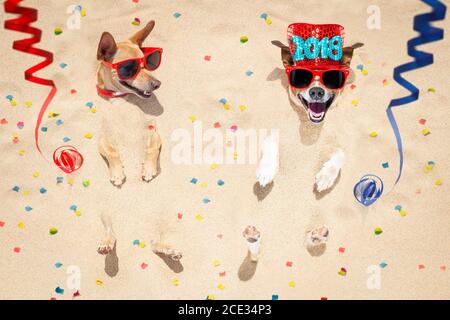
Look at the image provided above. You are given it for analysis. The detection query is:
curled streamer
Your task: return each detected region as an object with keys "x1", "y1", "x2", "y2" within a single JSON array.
[
  {"x1": 353, "y1": 175, "x2": 384, "y2": 207},
  {"x1": 4, "y1": 0, "x2": 57, "y2": 155},
  {"x1": 53, "y1": 146, "x2": 84, "y2": 174},
  {"x1": 387, "y1": 0, "x2": 446, "y2": 185}
]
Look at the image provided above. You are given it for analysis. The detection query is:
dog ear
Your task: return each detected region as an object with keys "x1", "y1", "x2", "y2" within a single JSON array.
[
  {"x1": 97, "y1": 32, "x2": 117, "y2": 62},
  {"x1": 129, "y1": 21, "x2": 155, "y2": 47},
  {"x1": 340, "y1": 42, "x2": 364, "y2": 67},
  {"x1": 271, "y1": 40, "x2": 294, "y2": 68}
]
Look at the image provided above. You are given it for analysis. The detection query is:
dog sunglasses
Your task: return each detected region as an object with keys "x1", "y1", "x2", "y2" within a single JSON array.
[
  {"x1": 102, "y1": 47, "x2": 163, "y2": 80},
  {"x1": 285, "y1": 66, "x2": 349, "y2": 90}
]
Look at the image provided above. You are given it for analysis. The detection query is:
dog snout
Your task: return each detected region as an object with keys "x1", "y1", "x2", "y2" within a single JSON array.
[
  {"x1": 309, "y1": 87, "x2": 324, "y2": 101},
  {"x1": 151, "y1": 80, "x2": 161, "y2": 90}
]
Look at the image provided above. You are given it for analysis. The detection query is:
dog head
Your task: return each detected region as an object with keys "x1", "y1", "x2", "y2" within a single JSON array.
[
  {"x1": 273, "y1": 40, "x2": 363, "y2": 123},
  {"x1": 97, "y1": 21, "x2": 161, "y2": 99}
]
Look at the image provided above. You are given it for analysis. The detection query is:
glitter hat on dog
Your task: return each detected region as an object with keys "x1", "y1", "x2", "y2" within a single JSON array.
[{"x1": 287, "y1": 23, "x2": 346, "y2": 69}]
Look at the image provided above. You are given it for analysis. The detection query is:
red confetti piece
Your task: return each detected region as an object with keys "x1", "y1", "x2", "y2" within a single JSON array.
[
  {"x1": 0, "y1": 118, "x2": 8, "y2": 125},
  {"x1": 418, "y1": 264, "x2": 425, "y2": 270},
  {"x1": 219, "y1": 271, "x2": 226, "y2": 277},
  {"x1": 440, "y1": 265, "x2": 446, "y2": 271},
  {"x1": 141, "y1": 262, "x2": 148, "y2": 270},
  {"x1": 0, "y1": 221, "x2": 5, "y2": 227},
  {"x1": 350, "y1": 84, "x2": 356, "y2": 89},
  {"x1": 177, "y1": 213, "x2": 183, "y2": 220},
  {"x1": 338, "y1": 247, "x2": 345, "y2": 253},
  {"x1": 13, "y1": 247, "x2": 21, "y2": 253},
  {"x1": 286, "y1": 261, "x2": 293, "y2": 267},
  {"x1": 70, "y1": 89, "x2": 77, "y2": 94},
  {"x1": 204, "y1": 55, "x2": 211, "y2": 61},
  {"x1": 419, "y1": 118, "x2": 427, "y2": 125},
  {"x1": 72, "y1": 290, "x2": 81, "y2": 298},
  {"x1": 320, "y1": 297, "x2": 328, "y2": 300},
  {"x1": 214, "y1": 122, "x2": 221, "y2": 128},
  {"x1": 148, "y1": 124, "x2": 155, "y2": 130}
]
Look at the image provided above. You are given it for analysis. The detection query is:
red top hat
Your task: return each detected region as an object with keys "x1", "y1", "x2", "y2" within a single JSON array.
[{"x1": 287, "y1": 23, "x2": 346, "y2": 69}]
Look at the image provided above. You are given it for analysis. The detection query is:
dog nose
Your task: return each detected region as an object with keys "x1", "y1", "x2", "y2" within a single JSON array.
[
  {"x1": 151, "y1": 80, "x2": 161, "y2": 90},
  {"x1": 309, "y1": 87, "x2": 325, "y2": 101}
]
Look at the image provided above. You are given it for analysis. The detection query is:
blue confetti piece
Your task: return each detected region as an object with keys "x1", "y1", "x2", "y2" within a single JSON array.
[
  {"x1": 245, "y1": 70, "x2": 253, "y2": 76},
  {"x1": 260, "y1": 13, "x2": 268, "y2": 19},
  {"x1": 379, "y1": 262, "x2": 388, "y2": 269},
  {"x1": 173, "y1": 12, "x2": 181, "y2": 18},
  {"x1": 70, "y1": 205, "x2": 77, "y2": 211},
  {"x1": 6, "y1": 95, "x2": 13, "y2": 101},
  {"x1": 56, "y1": 176, "x2": 64, "y2": 184},
  {"x1": 55, "y1": 287, "x2": 64, "y2": 295},
  {"x1": 217, "y1": 179, "x2": 225, "y2": 186},
  {"x1": 59, "y1": 63, "x2": 68, "y2": 69},
  {"x1": 394, "y1": 205, "x2": 402, "y2": 211},
  {"x1": 356, "y1": 64, "x2": 364, "y2": 70},
  {"x1": 382, "y1": 162, "x2": 389, "y2": 168},
  {"x1": 272, "y1": 294, "x2": 279, "y2": 300},
  {"x1": 427, "y1": 160, "x2": 435, "y2": 166},
  {"x1": 190, "y1": 177, "x2": 198, "y2": 184},
  {"x1": 12, "y1": 186, "x2": 20, "y2": 192},
  {"x1": 41, "y1": 127, "x2": 48, "y2": 132},
  {"x1": 74, "y1": 5, "x2": 82, "y2": 12},
  {"x1": 202, "y1": 197, "x2": 211, "y2": 204},
  {"x1": 63, "y1": 136, "x2": 71, "y2": 143},
  {"x1": 219, "y1": 98, "x2": 227, "y2": 104},
  {"x1": 25, "y1": 206, "x2": 33, "y2": 212},
  {"x1": 54, "y1": 262, "x2": 63, "y2": 268},
  {"x1": 133, "y1": 239, "x2": 140, "y2": 245},
  {"x1": 39, "y1": 187, "x2": 47, "y2": 194},
  {"x1": 56, "y1": 119, "x2": 64, "y2": 126},
  {"x1": 85, "y1": 101, "x2": 93, "y2": 108}
]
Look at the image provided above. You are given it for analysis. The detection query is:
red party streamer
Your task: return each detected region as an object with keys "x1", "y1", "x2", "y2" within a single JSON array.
[{"x1": 4, "y1": 0, "x2": 57, "y2": 155}]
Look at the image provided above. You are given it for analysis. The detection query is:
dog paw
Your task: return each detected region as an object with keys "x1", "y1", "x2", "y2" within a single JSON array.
[
  {"x1": 141, "y1": 163, "x2": 157, "y2": 182},
  {"x1": 97, "y1": 236, "x2": 116, "y2": 255},
  {"x1": 166, "y1": 248, "x2": 183, "y2": 261},
  {"x1": 315, "y1": 150, "x2": 345, "y2": 192},
  {"x1": 256, "y1": 135, "x2": 279, "y2": 187},
  {"x1": 110, "y1": 165, "x2": 126, "y2": 187}
]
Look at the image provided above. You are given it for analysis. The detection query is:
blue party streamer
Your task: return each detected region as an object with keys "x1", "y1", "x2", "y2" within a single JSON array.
[{"x1": 387, "y1": 0, "x2": 446, "y2": 185}]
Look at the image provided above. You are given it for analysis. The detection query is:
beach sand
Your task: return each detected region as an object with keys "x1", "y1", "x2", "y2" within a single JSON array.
[{"x1": 0, "y1": 0, "x2": 449, "y2": 299}]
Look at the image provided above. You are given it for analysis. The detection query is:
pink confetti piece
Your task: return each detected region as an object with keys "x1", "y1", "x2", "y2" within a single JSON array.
[
  {"x1": 204, "y1": 55, "x2": 211, "y2": 61},
  {"x1": 141, "y1": 262, "x2": 148, "y2": 270},
  {"x1": 230, "y1": 124, "x2": 238, "y2": 132},
  {"x1": 419, "y1": 118, "x2": 427, "y2": 125},
  {"x1": 0, "y1": 221, "x2": 5, "y2": 227},
  {"x1": 214, "y1": 122, "x2": 221, "y2": 128},
  {"x1": 350, "y1": 84, "x2": 356, "y2": 89},
  {"x1": 177, "y1": 213, "x2": 183, "y2": 220},
  {"x1": 13, "y1": 247, "x2": 21, "y2": 253},
  {"x1": 286, "y1": 261, "x2": 293, "y2": 267},
  {"x1": 339, "y1": 247, "x2": 345, "y2": 253}
]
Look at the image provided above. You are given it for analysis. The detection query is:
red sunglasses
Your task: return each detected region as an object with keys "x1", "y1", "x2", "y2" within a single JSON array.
[
  {"x1": 102, "y1": 47, "x2": 163, "y2": 80},
  {"x1": 285, "y1": 66, "x2": 349, "y2": 90}
]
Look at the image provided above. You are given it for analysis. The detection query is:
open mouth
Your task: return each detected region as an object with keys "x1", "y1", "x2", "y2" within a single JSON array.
[
  {"x1": 299, "y1": 96, "x2": 334, "y2": 123},
  {"x1": 119, "y1": 81, "x2": 152, "y2": 98}
]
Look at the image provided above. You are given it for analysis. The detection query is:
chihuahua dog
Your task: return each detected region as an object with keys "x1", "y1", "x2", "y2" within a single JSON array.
[
  {"x1": 257, "y1": 24, "x2": 363, "y2": 193},
  {"x1": 95, "y1": 21, "x2": 182, "y2": 262}
]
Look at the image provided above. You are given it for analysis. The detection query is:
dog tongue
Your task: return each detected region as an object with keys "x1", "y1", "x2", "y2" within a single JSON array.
[{"x1": 309, "y1": 102, "x2": 326, "y2": 113}]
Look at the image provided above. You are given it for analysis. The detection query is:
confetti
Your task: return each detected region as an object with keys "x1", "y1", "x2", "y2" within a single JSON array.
[
  {"x1": 286, "y1": 261, "x2": 293, "y2": 267},
  {"x1": 421, "y1": 128, "x2": 430, "y2": 136},
  {"x1": 382, "y1": 162, "x2": 389, "y2": 168},
  {"x1": 272, "y1": 294, "x2": 279, "y2": 300},
  {"x1": 49, "y1": 227, "x2": 58, "y2": 235},
  {"x1": 173, "y1": 12, "x2": 181, "y2": 18},
  {"x1": 210, "y1": 163, "x2": 219, "y2": 170},
  {"x1": 351, "y1": 100, "x2": 359, "y2": 106},
  {"x1": 25, "y1": 101, "x2": 32, "y2": 107},
  {"x1": 17, "y1": 121, "x2": 24, "y2": 129},
  {"x1": 190, "y1": 177, "x2": 198, "y2": 184},
  {"x1": 362, "y1": 69, "x2": 369, "y2": 76},
  {"x1": 172, "y1": 278, "x2": 180, "y2": 286},
  {"x1": 55, "y1": 262, "x2": 63, "y2": 268},
  {"x1": 59, "y1": 62, "x2": 68, "y2": 69},
  {"x1": 399, "y1": 209, "x2": 407, "y2": 217},
  {"x1": 288, "y1": 280, "x2": 296, "y2": 287},
  {"x1": 394, "y1": 205, "x2": 402, "y2": 211},
  {"x1": 13, "y1": 247, "x2": 21, "y2": 253},
  {"x1": 204, "y1": 55, "x2": 211, "y2": 61},
  {"x1": 214, "y1": 122, "x2": 221, "y2": 128},
  {"x1": 177, "y1": 213, "x2": 183, "y2": 220},
  {"x1": 213, "y1": 260, "x2": 221, "y2": 267},
  {"x1": 17, "y1": 222, "x2": 25, "y2": 229},
  {"x1": 82, "y1": 179, "x2": 91, "y2": 187},
  {"x1": 374, "y1": 227, "x2": 383, "y2": 235},
  {"x1": 207, "y1": 295, "x2": 215, "y2": 300},
  {"x1": 435, "y1": 179, "x2": 443, "y2": 186},
  {"x1": 240, "y1": 36, "x2": 248, "y2": 43},
  {"x1": 0, "y1": 118, "x2": 8, "y2": 125},
  {"x1": 427, "y1": 87, "x2": 436, "y2": 93},
  {"x1": 195, "y1": 214, "x2": 204, "y2": 221},
  {"x1": 238, "y1": 105, "x2": 247, "y2": 111},
  {"x1": 73, "y1": 290, "x2": 81, "y2": 298},
  {"x1": 12, "y1": 186, "x2": 20, "y2": 192},
  {"x1": 0, "y1": 221, "x2": 5, "y2": 227},
  {"x1": 132, "y1": 17, "x2": 141, "y2": 26},
  {"x1": 425, "y1": 161, "x2": 435, "y2": 171},
  {"x1": 25, "y1": 206, "x2": 32, "y2": 212},
  {"x1": 339, "y1": 247, "x2": 345, "y2": 253},
  {"x1": 217, "y1": 179, "x2": 225, "y2": 186},
  {"x1": 202, "y1": 197, "x2": 211, "y2": 204},
  {"x1": 245, "y1": 70, "x2": 253, "y2": 76},
  {"x1": 188, "y1": 115, "x2": 197, "y2": 122},
  {"x1": 54, "y1": 27, "x2": 63, "y2": 35},
  {"x1": 217, "y1": 283, "x2": 225, "y2": 290},
  {"x1": 338, "y1": 267, "x2": 347, "y2": 276},
  {"x1": 379, "y1": 262, "x2": 388, "y2": 269},
  {"x1": 138, "y1": 242, "x2": 146, "y2": 248},
  {"x1": 141, "y1": 262, "x2": 148, "y2": 270},
  {"x1": 96, "y1": 279, "x2": 103, "y2": 285},
  {"x1": 440, "y1": 265, "x2": 446, "y2": 271},
  {"x1": 418, "y1": 264, "x2": 425, "y2": 270},
  {"x1": 55, "y1": 287, "x2": 64, "y2": 295},
  {"x1": 219, "y1": 271, "x2": 226, "y2": 277},
  {"x1": 419, "y1": 118, "x2": 427, "y2": 125},
  {"x1": 369, "y1": 131, "x2": 378, "y2": 137},
  {"x1": 39, "y1": 187, "x2": 47, "y2": 194},
  {"x1": 84, "y1": 132, "x2": 93, "y2": 139}
]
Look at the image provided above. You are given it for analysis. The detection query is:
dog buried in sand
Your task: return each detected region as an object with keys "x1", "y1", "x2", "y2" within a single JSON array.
[
  {"x1": 95, "y1": 21, "x2": 181, "y2": 261},
  {"x1": 257, "y1": 23, "x2": 363, "y2": 253}
]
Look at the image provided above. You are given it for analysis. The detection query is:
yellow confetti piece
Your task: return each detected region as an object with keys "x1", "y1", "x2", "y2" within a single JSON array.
[
  {"x1": 195, "y1": 213, "x2": 204, "y2": 221},
  {"x1": 188, "y1": 115, "x2": 197, "y2": 122},
  {"x1": 361, "y1": 69, "x2": 369, "y2": 76},
  {"x1": 48, "y1": 112, "x2": 59, "y2": 118},
  {"x1": 200, "y1": 182, "x2": 208, "y2": 188},
  {"x1": 23, "y1": 190, "x2": 31, "y2": 196},
  {"x1": 367, "y1": 60, "x2": 373, "y2": 64},
  {"x1": 11, "y1": 100, "x2": 17, "y2": 106},
  {"x1": 435, "y1": 179, "x2": 443, "y2": 186},
  {"x1": 427, "y1": 87, "x2": 436, "y2": 93},
  {"x1": 207, "y1": 294, "x2": 216, "y2": 300},
  {"x1": 265, "y1": 18, "x2": 272, "y2": 25},
  {"x1": 217, "y1": 283, "x2": 225, "y2": 290},
  {"x1": 172, "y1": 278, "x2": 180, "y2": 286},
  {"x1": 238, "y1": 105, "x2": 247, "y2": 111},
  {"x1": 96, "y1": 279, "x2": 103, "y2": 285},
  {"x1": 74, "y1": 210, "x2": 82, "y2": 216},
  {"x1": 223, "y1": 103, "x2": 231, "y2": 110},
  {"x1": 210, "y1": 163, "x2": 219, "y2": 170},
  {"x1": 400, "y1": 209, "x2": 407, "y2": 217},
  {"x1": 425, "y1": 164, "x2": 434, "y2": 172},
  {"x1": 139, "y1": 242, "x2": 146, "y2": 248},
  {"x1": 421, "y1": 128, "x2": 430, "y2": 136},
  {"x1": 233, "y1": 152, "x2": 238, "y2": 160},
  {"x1": 288, "y1": 280, "x2": 296, "y2": 287},
  {"x1": 84, "y1": 132, "x2": 93, "y2": 139},
  {"x1": 17, "y1": 222, "x2": 25, "y2": 229},
  {"x1": 80, "y1": 9, "x2": 86, "y2": 17},
  {"x1": 90, "y1": 107, "x2": 97, "y2": 113},
  {"x1": 25, "y1": 101, "x2": 32, "y2": 107},
  {"x1": 351, "y1": 100, "x2": 359, "y2": 106},
  {"x1": 68, "y1": 178, "x2": 75, "y2": 186},
  {"x1": 369, "y1": 131, "x2": 378, "y2": 137},
  {"x1": 32, "y1": 171, "x2": 40, "y2": 178},
  {"x1": 18, "y1": 149, "x2": 26, "y2": 156},
  {"x1": 213, "y1": 260, "x2": 221, "y2": 267}
]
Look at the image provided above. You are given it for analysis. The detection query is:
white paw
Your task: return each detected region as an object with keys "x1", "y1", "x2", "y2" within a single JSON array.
[
  {"x1": 141, "y1": 163, "x2": 157, "y2": 182},
  {"x1": 110, "y1": 165, "x2": 125, "y2": 187},
  {"x1": 97, "y1": 236, "x2": 116, "y2": 255},
  {"x1": 315, "y1": 150, "x2": 345, "y2": 192},
  {"x1": 256, "y1": 134, "x2": 279, "y2": 187}
]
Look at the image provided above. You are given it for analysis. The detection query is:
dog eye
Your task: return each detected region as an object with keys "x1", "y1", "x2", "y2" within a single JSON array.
[{"x1": 117, "y1": 60, "x2": 139, "y2": 79}]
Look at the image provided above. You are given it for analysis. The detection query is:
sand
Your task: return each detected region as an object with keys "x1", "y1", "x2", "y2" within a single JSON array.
[{"x1": 0, "y1": 0, "x2": 449, "y2": 300}]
